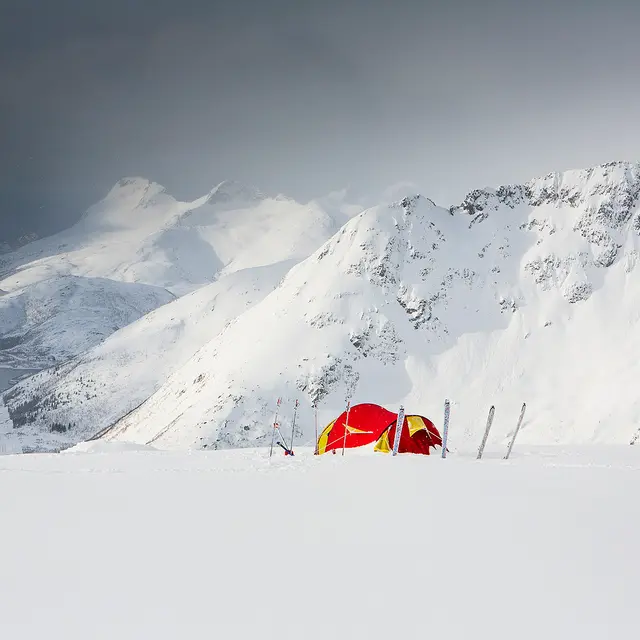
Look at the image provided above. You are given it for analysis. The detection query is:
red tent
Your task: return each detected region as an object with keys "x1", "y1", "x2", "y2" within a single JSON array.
[
  {"x1": 316, "y1": 403, "x2": 396, "y2": 454},
  {"x1": 316, "y1": 403, "x2": 441, "y2": 455},
  {"x1": 373, "y1": 415, "x2": 441, "y2": 454}
]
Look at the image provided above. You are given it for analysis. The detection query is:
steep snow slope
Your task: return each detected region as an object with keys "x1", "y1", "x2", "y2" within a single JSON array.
[
  {"x1": 3, "y1": 261, "x2": 294, "y2": 452},
  {"x1": 2, "y1": 186, "x2": 359, "y2": 450},
  {"x1": 0, "y1": 178, "x2": 352, "y2": 368},
  {"x1": 0, "y1": 276, "x2": 174, "y2": 368},
  {"x1": 1, "y1": 445, "x2": 639, "y2": 639},
  {"x1": 103, "y1": 161, "x2": 640, "y2": 450}
]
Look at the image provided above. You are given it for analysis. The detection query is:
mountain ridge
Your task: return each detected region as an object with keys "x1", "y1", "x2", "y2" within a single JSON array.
[{"x1": 4, "y1": 160, "x2": 640, "y2": 452}]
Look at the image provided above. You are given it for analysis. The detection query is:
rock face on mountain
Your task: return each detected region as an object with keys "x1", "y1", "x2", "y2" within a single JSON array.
[
  {"x1": 451, "y1": 161, "x2": 640, "y2": 280},
  {"x1": 5, "y1": 161, "x2": 640, "y2": 452}
]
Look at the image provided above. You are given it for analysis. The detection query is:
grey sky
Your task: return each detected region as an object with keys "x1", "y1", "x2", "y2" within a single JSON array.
[{"x1": 2, "y1": 0, "x2": 640, "y2": 239}]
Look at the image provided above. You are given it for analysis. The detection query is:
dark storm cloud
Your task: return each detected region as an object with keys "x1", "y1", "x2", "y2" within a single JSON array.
[{"x1": 2, "y1": 0, "x2": 640, "y2": 240}]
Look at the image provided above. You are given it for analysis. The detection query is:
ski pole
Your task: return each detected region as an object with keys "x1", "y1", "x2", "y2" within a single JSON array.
[
  {"x1": 289, "y1": 399, "x2": 299, "y2": 453},
  {"x1": 269, "y1": 398, "x2": 282, "y2": 458}
]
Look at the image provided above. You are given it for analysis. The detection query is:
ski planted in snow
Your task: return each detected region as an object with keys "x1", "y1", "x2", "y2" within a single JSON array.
[
  {"x1": 392, "y1": 405, "x2": 406, "y2": 456},
  {"x1": 442, "y1": 399, "x2": 450, "y2": 459},
  {"x1": 476, "y1": 405, "x2": 495, "y2": 460},
  {"x1": 269, "y1": 397, "x2": 282, "y2": 458},
  {"x1": 289, "y1": 399, "x2": 299, "y2": 455},
  {"x1": 504, "y1": 402, "x2": 526, "y2": 460}
]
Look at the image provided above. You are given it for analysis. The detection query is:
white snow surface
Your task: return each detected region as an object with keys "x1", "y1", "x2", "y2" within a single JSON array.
[
  {"x1": 5, "y1": 160, "x2": 640, "y2": 452},
  {"x1": 0, "y1": 445, "x2": 638, "y2": 639}
]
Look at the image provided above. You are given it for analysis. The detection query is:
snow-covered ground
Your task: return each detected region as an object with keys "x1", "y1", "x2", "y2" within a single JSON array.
[{"x1": 0, "y1": 444, "x2": 637, "y2": 639}]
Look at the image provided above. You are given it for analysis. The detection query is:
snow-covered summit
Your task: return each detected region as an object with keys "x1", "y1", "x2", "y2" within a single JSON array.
[
  {"x1": 204, "y1": 179, "x2": 265, "y2": 206},
  {"x1": 77, "y1": 177, "x2": 177, "y2": 234},
  {"x1": 107, "y1": 176, "x2": 167, "y2": 199}
]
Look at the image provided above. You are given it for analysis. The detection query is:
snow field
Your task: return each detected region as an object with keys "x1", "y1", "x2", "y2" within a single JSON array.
[{"x1": 0, "y1": 445, "x2": 638, "y2": 639}]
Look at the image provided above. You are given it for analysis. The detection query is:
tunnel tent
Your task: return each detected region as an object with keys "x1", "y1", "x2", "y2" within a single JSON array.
[
  {"x1": 373, "y1": 414, "x2": 441, "y2": 455},
  {"x1": 316, "y1": 403, "x2": 396, "y2": 454},
  {"x1": 316, "y1": 403, "x2": 441, "y2": 455}
]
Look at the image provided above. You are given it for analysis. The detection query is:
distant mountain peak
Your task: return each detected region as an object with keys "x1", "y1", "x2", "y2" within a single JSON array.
[
  {"x1": 114, "y1": 176, "x2": 152, "y2": 189},
  {"x1": 107, "y1": 176, "x2": 167, "y2": 197},
  {"x1": 206, "y1": 180, "x2": 265, "y2": 205},
  {"x1": 96, "y1": 177, "x2": 170, "y2": 210},
  {"x1": 393, "y1": 193, "x2": 436, "y2": 212}
]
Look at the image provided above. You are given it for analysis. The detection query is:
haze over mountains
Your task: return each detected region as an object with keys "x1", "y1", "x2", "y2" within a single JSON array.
[{"x1": 3, "y1": 161, "x2": 640, "y2": 453}]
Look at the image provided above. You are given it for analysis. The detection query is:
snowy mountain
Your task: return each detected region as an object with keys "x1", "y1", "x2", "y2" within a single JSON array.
[
  {"x1": 104, "y1": 161, "x2": 640, "y2": 450},
  {"x1": 0, "y1": 177, "x2": 347, "y2": 296},
  {"x1": 2, "y1": 263, "x2": 296, "y2": 451},
  {"x1": 1, "y1": 181, "x2": 360, "y2": 450},
  {"x1": 6, "y1": 160, "x2": 640, "y2": 452},
  {"x1": 0, "y1": 275, "x2": 175, "y2": 368},
  {"x1": 0, "y1": 177, "x2": 351, "y2": 368}
]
